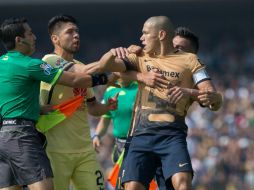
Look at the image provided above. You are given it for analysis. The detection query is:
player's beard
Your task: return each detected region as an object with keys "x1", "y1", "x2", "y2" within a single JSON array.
[{"x1": 64, "y1": 45, "x2": 79, "y2": 54}]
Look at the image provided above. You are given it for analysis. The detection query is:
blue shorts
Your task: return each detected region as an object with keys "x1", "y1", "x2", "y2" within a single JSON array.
[{"x1": 121, "y1": 133, "x2": 193, "y2": 189}]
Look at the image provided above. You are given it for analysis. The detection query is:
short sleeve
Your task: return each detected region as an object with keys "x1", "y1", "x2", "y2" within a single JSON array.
[
  {"x1": 28, "y1": 59, "x2": 62, "y2": 85},
  {"x1": 188, "y1": 54, "x2": 206, "y2": 74},
  {"x1": 188, "y1": 54, "x2": 211, "y2": 85}
]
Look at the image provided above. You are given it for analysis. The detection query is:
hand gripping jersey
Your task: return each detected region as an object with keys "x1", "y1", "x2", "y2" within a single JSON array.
[{"x1": 126, "y1": 51, "x2": 210, "y2": 136}]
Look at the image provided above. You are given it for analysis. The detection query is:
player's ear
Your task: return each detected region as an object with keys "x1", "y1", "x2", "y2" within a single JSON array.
[
  {"x1": 158, "y1": 30, "x2": 166, "y2": 41},
  {"x1": 51, "y1": 34, "x2": 59, "y2": 45}
]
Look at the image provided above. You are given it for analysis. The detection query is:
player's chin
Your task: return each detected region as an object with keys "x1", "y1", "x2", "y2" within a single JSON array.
[
  {"x1": 70, "y1": 47, "x2": 79, "y2": 54},
  {"x1": 143, "y1": 47, "x2": 149, "y2": 53},
  {"x1": 28, "y1": 47, "x2": 36, "y2": 56}
]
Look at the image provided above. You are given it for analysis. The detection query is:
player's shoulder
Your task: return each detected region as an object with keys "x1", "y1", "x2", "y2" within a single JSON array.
[
  {"x1": 174, "y1": 49, "x2": 197, "y2": 58},
  {"x1": 173, "y1": 50, "x2": 199, "y2": 63},
  {"x1": 28, "y1": 57, "x2": 44, "y2": 66},
  {"x1": 42, "y1": 54, "x2": 70, "y2": 68},
  {"x1": 73, "y1": 59, "x2": 85, "y2": 65},
  {"x1": 128, "y1": 51, "x2": 145, "y2": 59}
]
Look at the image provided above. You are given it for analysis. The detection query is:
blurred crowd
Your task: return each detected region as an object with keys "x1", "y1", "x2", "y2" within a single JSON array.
[{"x1": 88, "y1": 36, "x2": 254, "y2": 190}]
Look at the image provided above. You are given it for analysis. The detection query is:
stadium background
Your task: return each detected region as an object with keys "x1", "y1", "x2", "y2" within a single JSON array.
[{"x1": 1, "y1": 0, "x2": 254, "y2": 189}]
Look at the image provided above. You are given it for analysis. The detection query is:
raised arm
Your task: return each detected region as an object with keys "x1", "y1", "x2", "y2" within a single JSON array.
[{"x1": 97, "y1": 49, "x2": 128, "y2": 73}]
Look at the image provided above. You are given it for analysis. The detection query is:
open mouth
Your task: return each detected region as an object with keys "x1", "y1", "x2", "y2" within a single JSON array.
[{"x1": 72, "y1": 42, "x2": 79, "y2": 47}]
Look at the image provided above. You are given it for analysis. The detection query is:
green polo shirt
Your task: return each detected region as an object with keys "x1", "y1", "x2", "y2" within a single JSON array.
[
  {"x1": 0, "y1": 51, "x2": 62, "y2": 121},
  {"x1": 102, "y1": 82, "x2": 138, "y2": 138}
]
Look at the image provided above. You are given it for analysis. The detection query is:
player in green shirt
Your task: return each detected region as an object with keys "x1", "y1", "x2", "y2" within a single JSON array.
[{"x1": 93, "y1": 76, "x2": 138, "y2": 163}]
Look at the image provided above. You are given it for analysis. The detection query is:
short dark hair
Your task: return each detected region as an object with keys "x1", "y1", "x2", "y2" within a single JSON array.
[
  {"x1": 0, "y1": 17, "x2": 27, "y2": 50},
  {"x1": 48, "y1": 14, "x2": 77, "y2": 35},
  {"x1": 174, "y1": 27, "x2": 199, "y2": 53}
]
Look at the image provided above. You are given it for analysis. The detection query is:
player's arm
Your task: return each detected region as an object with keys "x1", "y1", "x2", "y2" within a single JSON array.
[
  {"x1": 196, "y1": 80, "x2": 222, "y2": 111},
  {"x1": 56, "y1": 71, "x2": 107, "y2": 88},
  {"x1": 40, "y1": 55, "x2": 108, "y2": 88},
  {"x1": 97, "y1": 50, "x2": 127, "y2": 73},
  {"x1": 92, "y1": 117, "x2": 111, "y2": 153},
  {"x1": 57, "y1": 71, "x2": 93, "y2": 88},
  {"x1": 87, "y1": 93, "x2": 119, "y2": 116},
  {"x1": 66, "y1": 49, "x2": 128, "y2": 75},
  {"x1": 167, "y1": 68, "x2": 222, "y2": 111},
  {"x1": 70, "y1": 61, "x2": 101, "y2": 75}
]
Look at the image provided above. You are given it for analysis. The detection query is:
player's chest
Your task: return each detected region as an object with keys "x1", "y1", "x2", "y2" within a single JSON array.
[{"x1": 140, "y1": 59, "x2": 191, "y2": 83}]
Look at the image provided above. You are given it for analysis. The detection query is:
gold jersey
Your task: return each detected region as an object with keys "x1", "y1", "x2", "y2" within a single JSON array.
[
  {"x1": 127, "y1": 51, "x2": 206, "y2": 135},
  {"x1": 40, "y1": 54, "x2": 95, "y2": 153}
]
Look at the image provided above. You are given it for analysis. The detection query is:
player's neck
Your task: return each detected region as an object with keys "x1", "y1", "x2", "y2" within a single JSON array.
[
  {"x1": 160, "y1": 43, "x2": 174, "y2": 56},
  {"x1": 54, "y1": 48, "x2": 74, "y2": 62}
]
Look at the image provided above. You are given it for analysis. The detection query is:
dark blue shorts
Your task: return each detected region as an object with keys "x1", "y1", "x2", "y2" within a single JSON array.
[
  {"x1": 0, "y1": 119, "x2": 53, "y2": 188},
  {"x1": 121, "y1": 133, "x2": 193, "y2": 189}
]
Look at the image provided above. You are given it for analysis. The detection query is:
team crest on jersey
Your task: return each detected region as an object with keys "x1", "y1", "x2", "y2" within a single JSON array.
[
  {"x1": 40, "y1": 63, "x2": 53, "y2": 75},
  {"x1": 55, "y1": 58, "x2": 69, "y2": 68}
]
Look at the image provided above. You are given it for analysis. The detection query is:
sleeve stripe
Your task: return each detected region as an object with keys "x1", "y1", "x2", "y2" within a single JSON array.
[
  {"x1": 195, "y1": 78, "x2": 211, "y2": 86},
  {"x1": 50, "y1": 69, "x2": 63, "y2": 86}
]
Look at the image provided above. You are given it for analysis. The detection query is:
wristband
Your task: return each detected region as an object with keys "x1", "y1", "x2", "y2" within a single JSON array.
[
  {"x1": 92, "y1": 74, "x2": 108, "y2": 87},
  {"x1": 91, "y1": 134, "x2": 100, "y2": 140}
]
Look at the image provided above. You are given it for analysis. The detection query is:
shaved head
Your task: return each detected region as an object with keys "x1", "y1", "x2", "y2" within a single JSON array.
[{"x1": 145, "y1": 16, "x2": 175, "y2": 40}]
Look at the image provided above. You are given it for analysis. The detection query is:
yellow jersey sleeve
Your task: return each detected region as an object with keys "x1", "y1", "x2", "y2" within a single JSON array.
[{"x1": 187, "y1": 53, "x2": 206, "y2": 74}]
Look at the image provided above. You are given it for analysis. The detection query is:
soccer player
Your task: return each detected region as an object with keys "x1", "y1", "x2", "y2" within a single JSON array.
[
  {"x1": 0, "y1": 17, "x2": 113, "y2": 190},
  {"x1": 92, "y1": 75, "x2": 138, "y2": 163},
  {"x1": 95, "y1": 16, "x2": 222, "y2": 190},
  {"x1": 173, "y1": 26, "x2": 199, "y2": 54},
  {"x1": 108, "y1": 26, "x2": 205, "y2": 190},
  {"x1": 40, "y1": 14, "x2": 117, "y2": 190}
]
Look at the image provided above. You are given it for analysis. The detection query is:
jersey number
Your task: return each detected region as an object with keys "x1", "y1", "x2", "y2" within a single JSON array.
[{"x1": 95, "y1": 170, "x2": 104, "y2": 190}]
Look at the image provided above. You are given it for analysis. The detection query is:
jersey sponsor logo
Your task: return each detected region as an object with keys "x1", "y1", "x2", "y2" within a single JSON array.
[
  {"x1": 178, "y1": 162, "x2": 189, "y2": 167},
  {"x1": 40, "y1": 63, "x2": 53, "y2": 75},
  {"x1": 3, "y1": 120, "x2": 16, "y2": 125},
  {"x1": 146, "y1": 65, "x2": 180, "y2": 78}
]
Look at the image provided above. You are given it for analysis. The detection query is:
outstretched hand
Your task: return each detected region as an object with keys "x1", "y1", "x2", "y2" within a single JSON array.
[
  {"x1": 110, "y1": 45, "x2": 142, "y2": 59},
  {"x1": 127, "y1": 45, "x2": 142, "y2": 55},
  {"x1": 107, "y1": 92, "x2": 119, "y2": 110},
  {"x1": 110, "y1": 47, "x2": 129, "y2": 59}
]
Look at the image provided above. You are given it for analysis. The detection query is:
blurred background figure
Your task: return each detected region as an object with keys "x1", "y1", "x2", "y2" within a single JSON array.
[{"x1": 92, "y1": 75, "x2": 138, "y2": 163}]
